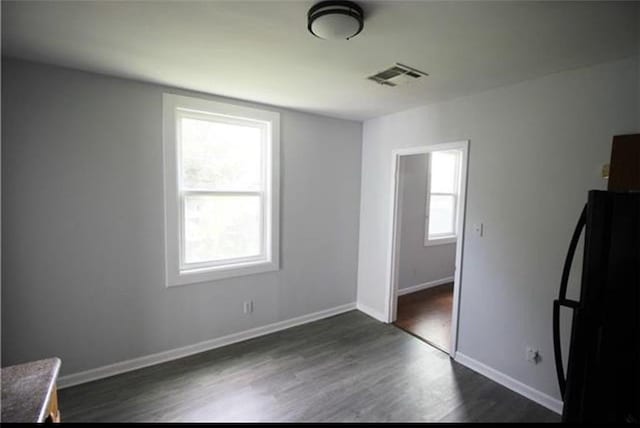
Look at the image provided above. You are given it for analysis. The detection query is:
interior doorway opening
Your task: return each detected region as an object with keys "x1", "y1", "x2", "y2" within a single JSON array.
[{"x1": 386, "y1": 141, "x2": 469, "y2": 356}]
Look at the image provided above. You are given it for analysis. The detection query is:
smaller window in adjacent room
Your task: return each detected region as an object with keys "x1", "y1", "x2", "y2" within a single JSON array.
[
  {"x1": 163, "y1": 94, "x2": 280, "y2": 286},
  {"x1": 424, "y1": 150, "x2": 462, "y2": 246}
]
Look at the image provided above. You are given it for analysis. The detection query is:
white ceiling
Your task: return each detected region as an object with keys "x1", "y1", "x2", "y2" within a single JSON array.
[{"x1": 2, "y1": 1, "x2": 639, "y2": 121}]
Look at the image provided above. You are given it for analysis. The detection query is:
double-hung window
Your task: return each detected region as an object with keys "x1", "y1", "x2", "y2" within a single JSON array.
[
  {"x1": 163, "y1": 94, "x2": 280, "y2": 286},
  {"x1": 424, "y1": 150, "x2": 462, "y2": 246}
]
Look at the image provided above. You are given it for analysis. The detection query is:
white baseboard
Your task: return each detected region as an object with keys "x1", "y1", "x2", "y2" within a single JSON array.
[
  {"x1": 454, "y1": 352, "x2": 563, "y2": 415},
  {"x1": 396, "y1": 276, "x2": 454, "y2": 296},
  {"x1": 58, "y1": 302, "x2": 357, "y2": 389},
  {"x1": 356, "y1": 302, "x2": 387, "y2": 323}
]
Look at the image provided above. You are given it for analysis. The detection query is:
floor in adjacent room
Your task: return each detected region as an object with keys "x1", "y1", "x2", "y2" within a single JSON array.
[
  {"x1": 58, "y1": 311, "x2": 558, "y2": 423},
  {"x1": 395, "y1": 283, "x2": 454, "y2": 353}
]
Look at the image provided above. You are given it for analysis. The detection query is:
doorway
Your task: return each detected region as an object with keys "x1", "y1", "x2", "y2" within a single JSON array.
[{"x1": 386, "y1": 141, "x2": 468, "y2": 356}]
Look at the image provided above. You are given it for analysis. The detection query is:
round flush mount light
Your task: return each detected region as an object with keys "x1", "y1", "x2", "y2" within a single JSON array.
[{"x1": 308, "y1": 1, "x2": 364, "y2": 40}]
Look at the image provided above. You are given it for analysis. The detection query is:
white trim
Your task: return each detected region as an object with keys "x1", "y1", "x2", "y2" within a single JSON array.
[
  {"x1": 385, "y1": 152, "x2": 402, "y2": 323},
  {"x1": 356, "y1": 302, "x2": 387, "y2": 323},
  {"x1": 423, "y1": 237, "x2": 457, "y2": 247},
  {"x1": 454, "y1": 352, "x2": 563, "y2": 415},
  {"x1": 396, "y1": 276, "x2": 454, "y2": 296},
  {"x1": 385, "y1": 140, "x2": 469, "y2": 358},
  {"x1": 392, "y1": 156, "x2": 405, "y2": 315},
  {"x1": 162, "y1": 93, "x2": 280, "y2": 287},
  {"x1": 450, "y1": 142, "x2": 469, "y2": 356},
  {"x1": 58, "y1": 302, "x2": 356, "y2": 389}
]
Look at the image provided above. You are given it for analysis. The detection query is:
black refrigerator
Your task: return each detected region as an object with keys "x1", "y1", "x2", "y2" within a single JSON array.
[{"x1": 553, "y1": 190, "x2": 640, "y2": 423}]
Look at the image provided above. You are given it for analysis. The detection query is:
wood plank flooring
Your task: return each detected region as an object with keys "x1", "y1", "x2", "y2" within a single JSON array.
[
  {"x1": 395, "y1": 283, "x2": 454, "y2": 352},
  {"x1": 58, "y1": 311, "x2": 559, "y2": 423}
]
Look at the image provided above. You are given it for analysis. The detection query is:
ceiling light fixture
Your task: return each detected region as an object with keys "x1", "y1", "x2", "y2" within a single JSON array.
[{"x1": 307, "y1": 1, "x2": 364, "y2": 41}]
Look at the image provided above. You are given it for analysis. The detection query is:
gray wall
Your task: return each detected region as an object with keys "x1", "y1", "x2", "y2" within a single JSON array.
[
  {"x1": 356, "y1": 56, "x2": 639, "y2": 400},
  {"x1": 1, "y1": 59, "x2": 363, "y2": 376},
  {"x1": 397, "y1": 154, "x2": 455, "y2": 290}
]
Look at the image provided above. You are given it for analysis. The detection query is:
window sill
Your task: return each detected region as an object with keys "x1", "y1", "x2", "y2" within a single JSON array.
[
  {"x1": 166, "y1": 259, "x2": 279, "y2": 287},
  {"x1": 424, "y1": 237, "x2": 457, "y2": 247}
]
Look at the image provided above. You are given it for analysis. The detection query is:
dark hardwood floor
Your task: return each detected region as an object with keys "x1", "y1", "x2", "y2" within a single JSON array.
[
  {"x1": 395, "y1": 283, "x2": 454, "y2": 352},
  {"x1": 58, "y1": 311, "x2": 558, "y2": 423}
]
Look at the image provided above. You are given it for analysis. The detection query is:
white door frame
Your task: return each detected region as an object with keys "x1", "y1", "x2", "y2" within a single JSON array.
[{"x1": 385, "y1": 140, "x2": 469, "y2": 357}]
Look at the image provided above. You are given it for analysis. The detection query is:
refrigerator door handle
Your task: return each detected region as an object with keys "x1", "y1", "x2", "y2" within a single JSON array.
[{"x1": 553, "y1": 204, "x2": 587, "y2": 397}]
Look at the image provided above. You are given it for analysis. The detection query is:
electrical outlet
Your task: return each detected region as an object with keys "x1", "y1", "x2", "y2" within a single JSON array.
[
  {"x1": 526, "y1": 347, "x2": 541, "y2": 364},
  {"x1": 243, "y1": 300, "x2": 254, "y2": 314}
]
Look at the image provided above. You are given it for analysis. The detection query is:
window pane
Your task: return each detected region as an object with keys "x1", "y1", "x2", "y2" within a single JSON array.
[
  {"x1": 428, "y1": 194, "x2": 455, "y2": 237},
  {"x1": 184, "y1": 194, "x2": 261, "y2": 264},
  {"x1": 430, "y1": 151, "x2": 459, "y2": 193},
  {"x1": 180, "y1": 117, "x2": 262, "y2": 191}
]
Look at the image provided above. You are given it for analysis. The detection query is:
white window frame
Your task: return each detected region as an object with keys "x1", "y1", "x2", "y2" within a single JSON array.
[
  {"x1": 424, "y1": 150, "x2": 461, "y2": 247},
  {"x1": 163, "y1": 93, "x2": 280, "y2": 287}
]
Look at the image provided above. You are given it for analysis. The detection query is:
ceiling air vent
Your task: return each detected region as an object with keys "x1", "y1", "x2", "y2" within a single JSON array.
[{"x1": 367, "y1": 63, "x2": 428, "y2": 87}]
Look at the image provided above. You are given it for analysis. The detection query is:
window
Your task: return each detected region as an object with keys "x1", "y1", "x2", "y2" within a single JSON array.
[
  {"x1": 163, "y1": 94, "x2": 280, "y2": 286},
  {"x1": 424, "y1": 150, "x2": 462, "y2": 246}
]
